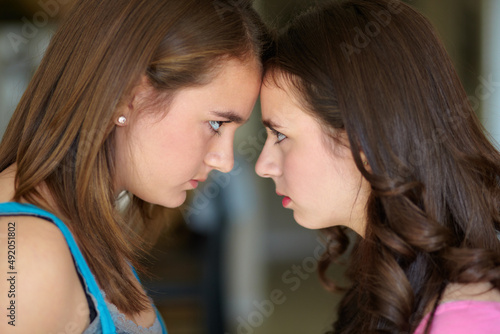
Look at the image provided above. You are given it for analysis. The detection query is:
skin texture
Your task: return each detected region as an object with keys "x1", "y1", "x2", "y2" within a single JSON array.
[
  {"x1": 255, "y1": 79, "x2": 371, "y2": 235},
  {"x1": 0, "y1": 58, "x2": 262, "y2": 333},
  {"x1": 114, "y1": 58, "x2": 262, "y2": 208}
]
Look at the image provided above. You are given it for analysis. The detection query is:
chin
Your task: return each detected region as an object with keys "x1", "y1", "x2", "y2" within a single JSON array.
[
  {"x1": 293, "y1": 212, "x2": 316, "y2": 230},
  {"x1": 167, "y1": 192, "x2": 188, "y2": 208},
  {"x1": 293, "y1": 211, "x2": 331, "y2": 230},
  {"x1": 152, "y1": 191, "x2": 187, "y2": 209}
]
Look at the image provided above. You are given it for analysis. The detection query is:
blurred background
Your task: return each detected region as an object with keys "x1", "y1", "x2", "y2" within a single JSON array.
[{"x1": 0, "y1": 0, "x2": 499, "y2": 333}]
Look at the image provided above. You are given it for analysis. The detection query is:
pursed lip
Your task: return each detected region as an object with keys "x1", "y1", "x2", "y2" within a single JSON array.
[
  {"x1": 276, "y1": 190, "x2": 292, "y2": 207},
  {"x1": 192, "y1": 175, "x2": 208, "y2": 183},
  {"x1": 189, "y1": 178, "x2": 206, "y2": 188},
  {"x1": 194, "y1": 178, "x2": 207, "y2": 183}
]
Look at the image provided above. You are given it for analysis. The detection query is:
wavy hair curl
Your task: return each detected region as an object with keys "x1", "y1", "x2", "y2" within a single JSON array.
[{"x1": 264, "y1": 0, "x2": 500, "y2": 333}]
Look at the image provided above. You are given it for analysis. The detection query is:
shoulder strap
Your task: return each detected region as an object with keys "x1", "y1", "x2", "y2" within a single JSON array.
[{"x1": 0, "y1": 202, "x2": 117, "y2": 334}]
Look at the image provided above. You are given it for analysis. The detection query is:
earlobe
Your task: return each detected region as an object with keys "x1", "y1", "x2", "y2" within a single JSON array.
[
  {"x1": 360, "y1": 151, "x2": 370, "y2": 169},
  {"x1": 114, "y1": 75, "x2": 149, "y2": 127},
  {"x1": 114, "y1": 103, "x2": 130, "y2": 126}
]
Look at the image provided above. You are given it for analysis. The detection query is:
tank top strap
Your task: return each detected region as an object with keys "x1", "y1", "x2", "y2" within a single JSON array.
[{"x1": 0, "y1": 202, "x2": 117, "y2": 334}]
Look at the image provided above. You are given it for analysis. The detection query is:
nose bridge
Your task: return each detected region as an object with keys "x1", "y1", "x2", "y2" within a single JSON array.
[
  {"x1": 220, "y1": 136, "x2": 235, "y2": 172},
  {"x1": 206, "y1": 134, "x2": 235, "y2": 173},
  {"x1": 256, "y1": 139, "x2": 279, "y2": 177}
]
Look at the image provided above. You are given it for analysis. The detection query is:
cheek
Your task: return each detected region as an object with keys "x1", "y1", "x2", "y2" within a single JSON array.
[
  {"x1": 321, "y1": 157, "x2": 367, "y2": 221},
  {"x1": 159, "y1": 124, "x2": 207, "y2": 157},
  {"x1": 282, "y1": 151, "x2": 316, "y2": 198},
  {"x1": 284, "y1": 148, "x2": 343, "y2": 213},
  {"x1": 336, "y1": 158, "x2": 363, "y2": 192}
]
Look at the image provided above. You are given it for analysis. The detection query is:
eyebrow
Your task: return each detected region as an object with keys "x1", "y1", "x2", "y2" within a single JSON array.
[
  {"x1": 262, "y1": 119, "x2": 284, "y2": 130},
  {"x1": 211, "y1": 111, "x2": 247, "y2": 124}
]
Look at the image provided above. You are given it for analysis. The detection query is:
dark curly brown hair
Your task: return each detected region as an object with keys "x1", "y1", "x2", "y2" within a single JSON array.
[{"x1": 264, "y1": 0, "x2": 500, "y2": 333}]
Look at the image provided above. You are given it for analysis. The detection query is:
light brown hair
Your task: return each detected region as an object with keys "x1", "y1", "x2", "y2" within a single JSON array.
[
  {"x1": 265, "y1": 0, "x2": 500, "y2": 333},
  {"x1": 0, "y1": 0, "x2": 270, "y2": 313}
]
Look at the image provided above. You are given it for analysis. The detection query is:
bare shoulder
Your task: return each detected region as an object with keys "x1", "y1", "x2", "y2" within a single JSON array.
[
  {"x1": 442, "y1": 282, "x2": 500, "y2": 303},
  {"x1": 0, "y1": 216, "x2": 90, "y2": 332}
]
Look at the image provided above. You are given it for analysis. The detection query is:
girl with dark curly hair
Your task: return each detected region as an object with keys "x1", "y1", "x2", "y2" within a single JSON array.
[{"x1": 256, "y1": 0, "x2": 500, "y2": 333}]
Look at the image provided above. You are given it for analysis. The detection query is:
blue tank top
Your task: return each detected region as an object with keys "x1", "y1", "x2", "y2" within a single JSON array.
[{"x1": 0, "y1": 202, "x2": 168, "y2": 334}]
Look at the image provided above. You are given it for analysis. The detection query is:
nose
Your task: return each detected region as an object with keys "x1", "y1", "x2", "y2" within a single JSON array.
[
  {"x1": 205, "y1": 137, "x2": 234, "y2": 173},
  {"x1": 255, "y1": 141, "x2": 281, "y2": 178}
]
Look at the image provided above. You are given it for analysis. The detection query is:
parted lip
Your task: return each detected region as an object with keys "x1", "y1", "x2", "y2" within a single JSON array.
[{"x1": 192, "y1": 177, "x2": 207, "y2": 183}]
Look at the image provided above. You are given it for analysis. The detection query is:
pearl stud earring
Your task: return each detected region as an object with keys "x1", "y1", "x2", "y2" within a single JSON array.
[{"x1": 118, "y1": 116, "x2": 127, "y2": 125}]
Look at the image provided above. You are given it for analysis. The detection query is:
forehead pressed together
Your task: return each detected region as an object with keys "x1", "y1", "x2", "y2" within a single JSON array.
[{"x1": 1, "y1": 1, "x2": 500, "y2": 334}]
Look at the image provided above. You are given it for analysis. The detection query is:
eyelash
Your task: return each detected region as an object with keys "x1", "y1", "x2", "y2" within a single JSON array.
[
  {"x1": 209, "y1": 121, "x2": 227, "y2": 136},
  {"x1": 270, "y1": 128, "x2": 287, "y2": 144}
]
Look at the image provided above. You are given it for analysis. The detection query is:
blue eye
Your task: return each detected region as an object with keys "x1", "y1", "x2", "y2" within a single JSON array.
[
  {"x1": 209, "y1": 121, "x2": 224, "y2": 134},
  {"x1": 271, "y1": 128, "x2": 287, "y2": 144}
]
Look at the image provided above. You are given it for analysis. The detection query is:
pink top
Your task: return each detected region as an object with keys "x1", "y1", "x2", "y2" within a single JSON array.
[{"x1": 414, "y1": 300, "x2": 500, "y2": 334}]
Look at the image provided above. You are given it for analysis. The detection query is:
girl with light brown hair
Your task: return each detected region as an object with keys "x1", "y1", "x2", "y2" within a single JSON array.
[
  {"x1": 256, "y1": 0, "x2": 500, "y2": 333},
  {"x1": 0, "y1": 0, "x2": 270, "y2": 333}
]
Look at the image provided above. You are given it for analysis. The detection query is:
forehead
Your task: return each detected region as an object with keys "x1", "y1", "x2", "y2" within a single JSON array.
[
  {"x1": 165, "y1": 58, "x2": 261, "y2": 114},
  {"x1": 260, "y1": 77, "x2": 307, "y2": 123},
  {"x1": 260, "y1": 76, "x2": 347, "y2": 146}
]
